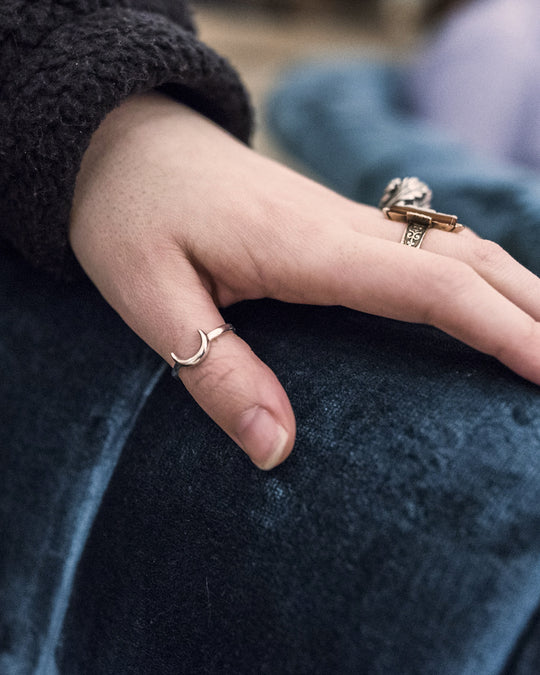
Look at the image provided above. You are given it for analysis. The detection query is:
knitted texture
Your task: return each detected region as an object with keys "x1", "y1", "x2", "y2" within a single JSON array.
[{"x1": 0, "y1": 1, "x2": 252, "y2": 278}]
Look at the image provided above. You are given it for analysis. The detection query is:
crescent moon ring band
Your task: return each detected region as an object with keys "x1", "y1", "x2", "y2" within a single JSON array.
[
  {"x1": 170, "y1": 323, "x2": 235, "y2": 377},
  {"x1": 379, "y1": 177, "x2": 464, "y2": 249}
]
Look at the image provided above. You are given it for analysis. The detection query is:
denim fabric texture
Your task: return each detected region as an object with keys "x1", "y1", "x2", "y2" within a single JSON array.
[
  {"x1": 2, "y1": 62, "x2": 540, "y2": 674},
  {"x1": 0, "y1": 244, "x2": 165, "y2": 675}
]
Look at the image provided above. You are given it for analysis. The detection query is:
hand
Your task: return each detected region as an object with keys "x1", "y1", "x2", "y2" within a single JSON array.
[{"x1": 70, "y1": 91, "x2": 540, "y2": 470}]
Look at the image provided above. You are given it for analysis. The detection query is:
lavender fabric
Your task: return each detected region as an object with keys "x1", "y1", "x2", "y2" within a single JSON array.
[{"x1": 409, "y1": 0, "x2": 540, "y2": 170}]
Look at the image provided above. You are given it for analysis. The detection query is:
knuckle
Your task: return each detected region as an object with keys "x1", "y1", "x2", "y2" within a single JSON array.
[
  {"x1": 427, "y1": 257, "x2": 473, "y2": 296},
  {"x1": 187, "y1": 354, "x2": 238, "y2": 393},
  {"x1": 495, "y1": 319, "x2": 539, "y2": 364},
  {"x1": 421, "y1": 258, "x2": 474, "y2": 324},
  {"x1": 469, "y1": 239, "x2": 507, "y2": 270}
]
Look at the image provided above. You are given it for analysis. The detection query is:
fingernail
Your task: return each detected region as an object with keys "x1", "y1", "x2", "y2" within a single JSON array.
[{"x1": 237, "y1": 406, "x2": 289, "y2": 470}]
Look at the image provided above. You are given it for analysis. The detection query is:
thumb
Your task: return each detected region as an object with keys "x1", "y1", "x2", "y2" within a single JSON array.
[
  {"x1": 132, "y1": 260, "x2": 296, "y2": 470},
  {"x1": 171, "y1": 308, "x2": 295, "y2": 470},
  {"x1": 73, "y1": 239, "x2": 296, "y2": 470}
]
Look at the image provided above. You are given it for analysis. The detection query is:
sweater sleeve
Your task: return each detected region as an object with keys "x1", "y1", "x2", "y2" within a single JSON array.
[{"x1": 0, "y1": 1, "x2": 253, "y2": 278}]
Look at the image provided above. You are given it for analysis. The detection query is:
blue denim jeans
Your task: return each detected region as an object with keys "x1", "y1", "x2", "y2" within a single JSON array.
[{"x1": 3, "y1": 63, "x2": 540, "y2": 674}]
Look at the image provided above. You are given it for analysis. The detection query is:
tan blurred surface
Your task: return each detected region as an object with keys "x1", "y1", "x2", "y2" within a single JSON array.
[{"x1": 193, "y1": 4, "x2": 424, "y2": 162}]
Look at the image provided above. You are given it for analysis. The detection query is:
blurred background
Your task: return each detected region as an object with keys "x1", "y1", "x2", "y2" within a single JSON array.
[{"x1": 192, "y1": 0, "x2": 457, "y2": 160}]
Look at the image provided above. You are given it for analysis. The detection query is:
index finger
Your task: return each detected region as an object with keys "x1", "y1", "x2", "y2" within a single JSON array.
[
  {"x1": 349, "y1": 207, "x2": 540, "y2": 323},
  {"x1": 279, "y1": 231, "x2": 540, "y2": 386}
]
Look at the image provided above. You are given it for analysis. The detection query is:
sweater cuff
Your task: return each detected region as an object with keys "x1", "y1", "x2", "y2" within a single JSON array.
[{"x1": 1, "y1": 8, "x2": 253, "y2": 278}]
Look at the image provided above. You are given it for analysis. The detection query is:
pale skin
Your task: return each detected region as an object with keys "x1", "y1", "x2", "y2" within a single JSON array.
[{"x1": 70, "y1": 91, "x2": 540, "y2": 470}]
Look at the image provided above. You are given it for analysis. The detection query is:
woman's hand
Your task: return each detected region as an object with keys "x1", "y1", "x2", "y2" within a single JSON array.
[{"x1": 70, "y1": 91, "x2": 540, "y2": 470}]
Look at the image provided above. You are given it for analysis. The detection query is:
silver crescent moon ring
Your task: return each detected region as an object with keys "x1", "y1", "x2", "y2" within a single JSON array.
[
  {"x1": 170, "y1": 323, "x2": 235, "y2": 377},
  {"x1": 379, "y1": 177, "x2": 464, "y2": 249}
]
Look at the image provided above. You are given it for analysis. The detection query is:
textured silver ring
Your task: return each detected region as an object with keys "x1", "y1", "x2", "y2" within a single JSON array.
[
  {"x1": 171, "y1": 323, "x2": 235, "y2": 376},
  {"x1": 379, "y1": 177, "x2": 464, "y2": 248}
]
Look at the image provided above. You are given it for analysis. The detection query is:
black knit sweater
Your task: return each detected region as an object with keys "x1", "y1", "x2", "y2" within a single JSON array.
[{"x1": 0, "y1": 1, "x2": 253, "y2": 278}]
